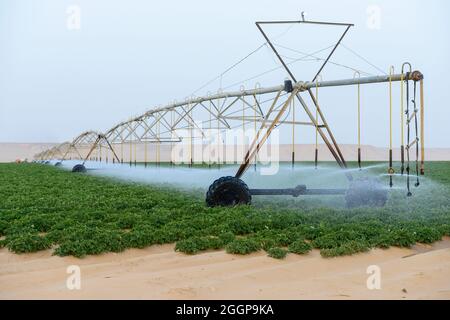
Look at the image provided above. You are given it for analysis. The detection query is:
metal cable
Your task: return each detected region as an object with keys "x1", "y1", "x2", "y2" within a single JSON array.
[
  {"x1": 222, "y1": 44, "x2": 335, "y2": 90},
  {"x1": 341, "y1": 43, "x2": 387, "y2": 75},
  {"x1": 191, "y1": 43, "x2": 267, "y2": 95},
  {"x1": 275, "y1": 43, "x2": 374, "y2": 76}
]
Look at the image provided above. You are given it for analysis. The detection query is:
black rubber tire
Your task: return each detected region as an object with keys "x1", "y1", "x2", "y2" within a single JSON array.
[
  {"x1": 206, "y1": 176, "x2": 251, "y2": 207},
  {"x1": 345, "y1": 177, "x2": 388, "y2": 208},
  {"x1": 72, "y1": 164, "x2": 87, "y2": 173}
]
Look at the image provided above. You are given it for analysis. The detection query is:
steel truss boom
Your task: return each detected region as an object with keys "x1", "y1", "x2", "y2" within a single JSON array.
[{"x1": 35, "y1": 71, "x2": 423, "y2": 163}]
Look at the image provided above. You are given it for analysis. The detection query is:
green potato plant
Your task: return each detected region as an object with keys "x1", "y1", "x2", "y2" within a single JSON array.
[{"x1": 0, "y1": 162, "x2": 449, "y2": 259}]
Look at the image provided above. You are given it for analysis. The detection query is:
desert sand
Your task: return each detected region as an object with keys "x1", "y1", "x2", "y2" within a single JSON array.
[
  {"x1": 1, "y1": 238, "x2": 449, "y2": 300},
  {"x1": 2, "y1": 142, "x2": 450, "y2": 163},
  {"x1": 0, "y1": 143, "x2": 57, "y2": 163}
]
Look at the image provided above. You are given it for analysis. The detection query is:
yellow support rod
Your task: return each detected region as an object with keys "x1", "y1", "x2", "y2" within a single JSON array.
[
  {"x1": 254, "y1": 94, "x2": 257, "y2": 171},
  {"x1": 189, "y1": 107, "x2": 193, "y2": 167},
  {"x1": 129, "y1": 134, "x2": 132, "y2": 167},
  {"x1": 389, "y1": 68, "x2": 393, "y2": 150},
  {"x1": 315, "y1": 76, "x2": 321, "y2": 169},
  {"x1": 157, "y1": 119, "x2": 160, "y2": 167},
  {"x1": 144, "y1": 138, "x2": 148, "y2": 168},
  {"x1": 388, "y1": 66, "x2": 394, "y2": 188},
  {"x1": 171, "y1": 109, "x2": 175, "y2": 167},
  {"x1": 217, "y1": 96, "x2": 221, "y2": 170},
  {"x1": 253, "y1": 83, "x2": 261, "y2": 171},
  {"x1": 354, "y1": 71, "x2": 361, "y2": 169},
  {"x1": 134, "y1": 138, "x2": 137, "y2": 167},
  {"x1": 120, "y1": 135, "x2": 124, "y2": 164},
  {"x1": 241, "y1": 88, "x2": 246, "y2": 166},
  {"x1": 400, "y1": 73, "x2": 405, "y2": 174},
  {"x1": 209, "y1": 98, "x2": 212, "y2": 168},
  {"x1": 420, "y1": 79, "x2": 425, "y2": 175},
  {"x1": 291, "y1": 96, "x2": 295, "y2": 169}
]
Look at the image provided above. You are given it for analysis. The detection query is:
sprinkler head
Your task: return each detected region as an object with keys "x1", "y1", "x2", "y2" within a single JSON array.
[
  {"x1": 407, "y1": 191, "x2": 413, "y2": 197},
  {"x1": 415, "y1": 182, "x2": 420, "y2": 187}
]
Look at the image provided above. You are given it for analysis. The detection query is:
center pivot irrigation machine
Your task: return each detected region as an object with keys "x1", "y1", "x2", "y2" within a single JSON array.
[{"x1": 35, "y1": 17, "x2": 425, "y2": 208}]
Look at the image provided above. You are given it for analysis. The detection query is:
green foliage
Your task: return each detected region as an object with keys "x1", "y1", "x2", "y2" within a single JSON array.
[
  {"x1": 0, "y1": 162, "x2": 449, "y2": 259},
  {"x1": 320, "y1": 240, "x2": 370, "y2": 258},
  {"x1": 288, "y1": 240, "x2": 312, "y2": 255},
  {"x1": 6, "y1": 233, "x2": 52, "y2": 253},
  {"x1": 174, "y1": 235, "x2": 228, "y2": 254},
  {"x1": 53, "y1": 226, "x2": 126, "y2": 257},
  {"x1": 226, "y1": 238, "x2": 261, "y2": 254},
  {"x1": 121, "y1": 225, "x2": 156, "y2": 249},
  {"x1": 412, "y1": 226, "x2": 443, "y2": 244},
  {"x1": 267, "y1": 247, "x2": 288, "y2": 259},
  {"x1": 0, "y1": 219, "x2": 8, "y2": 236}
]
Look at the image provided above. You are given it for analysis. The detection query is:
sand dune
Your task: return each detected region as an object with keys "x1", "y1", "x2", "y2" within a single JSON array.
[
  {"x1": 2, "y1": 142, "x2": 450, "y2": 163},
  {"x1": 1, "y1": 238, "x2": 449, "y2": 300},
  {"x1": 0, "y1": 143, "x2": 57, "y2": 163}
]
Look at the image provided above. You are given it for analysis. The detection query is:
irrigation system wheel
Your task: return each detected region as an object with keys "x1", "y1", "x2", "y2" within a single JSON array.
[
  {"x1": 206, "y1": 176, "x2": 251, "y2": 207},
  {"x1": 345, "y1": 178, "x2": 388, "y2": 208},
  {"x1": 55, "y1": 161, "x2": 62, "y2": 167},
  {"x1": 72, "y1": 164, "x2": 87, "y2": 173}
]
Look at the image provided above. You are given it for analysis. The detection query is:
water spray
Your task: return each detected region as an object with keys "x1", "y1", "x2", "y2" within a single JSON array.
[{"x1": 34, "y1": 16, "x2": 426, "y2": 209}]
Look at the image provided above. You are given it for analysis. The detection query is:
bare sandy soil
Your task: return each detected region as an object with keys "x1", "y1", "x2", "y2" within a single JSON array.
[{"x1": 1, "y1": 238, "x2": 449, "y2": 300}]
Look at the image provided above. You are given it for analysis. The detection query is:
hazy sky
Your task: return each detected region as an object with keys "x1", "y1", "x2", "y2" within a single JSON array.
[{"x1": 1, "y1": 0, "x2": 449, "y2": 147}]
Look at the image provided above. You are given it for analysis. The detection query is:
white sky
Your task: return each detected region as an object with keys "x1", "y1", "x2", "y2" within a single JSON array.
[{"x1": 1, "y1": 0, "x2": 449, "y2": 147}]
